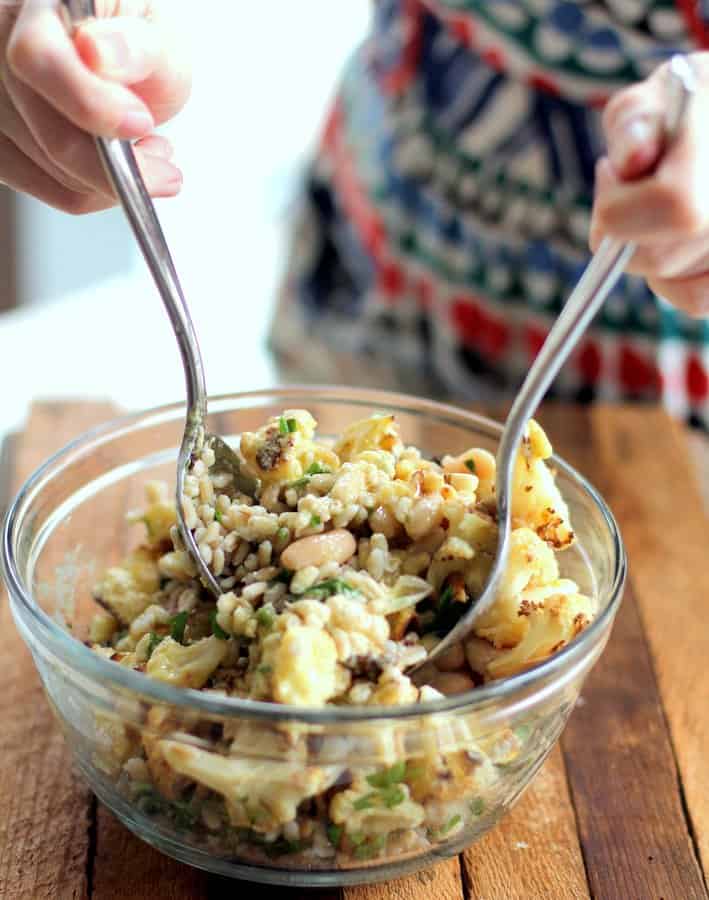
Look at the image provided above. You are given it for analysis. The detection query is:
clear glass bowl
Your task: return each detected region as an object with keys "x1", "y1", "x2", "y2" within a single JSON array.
[{"x1": 1, "y1": 388, "x2": 625, "y2": 887}]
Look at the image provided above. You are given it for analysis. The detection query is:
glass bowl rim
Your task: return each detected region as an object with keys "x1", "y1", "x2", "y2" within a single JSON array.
[{"x1": 2, "y1": 386, "x2": 626, "y2": 724}]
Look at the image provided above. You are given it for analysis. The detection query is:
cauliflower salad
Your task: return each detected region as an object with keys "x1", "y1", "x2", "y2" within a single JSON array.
[{"x1": 88, "y1": 410, "x2": 595, "y2": 868}]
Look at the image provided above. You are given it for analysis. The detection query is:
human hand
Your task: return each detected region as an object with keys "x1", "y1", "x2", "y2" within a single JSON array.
[
  {"x1": 591, "y1": 53, "x2": 709, "y2": 317},
  {"x1": 0, "y1": 0, "x2": 190, "y2": 213}
]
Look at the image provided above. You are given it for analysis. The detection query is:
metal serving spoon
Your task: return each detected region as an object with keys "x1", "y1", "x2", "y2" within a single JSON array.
[
  {"x1": 61, "y1": 0, "x2": 258, "y2": 597},
  {"x1": 414, "y1": 54, "x2": 697, "y2": 673}
]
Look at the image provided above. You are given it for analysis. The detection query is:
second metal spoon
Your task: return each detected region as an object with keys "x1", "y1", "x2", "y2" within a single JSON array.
[{"x1": 416, "y1": 54, "x2": 696, "y2": 672}]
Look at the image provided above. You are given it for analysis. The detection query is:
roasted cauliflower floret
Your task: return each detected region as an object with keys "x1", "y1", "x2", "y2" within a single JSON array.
[
  {"x1": 92, "y1": 546, "x2": 161, "y2": 625},
  {"x1": 333, "y1": 414, "x2": 403, "y2": 462},
  {"x1": 512, "y1": 420, "x2": 574, "y2": 549},
  {"x1": 239, "y1": 409, "x2": 338, "y2": 485},
  {"x1": 487, "y1": 591, "x2": 595, "y2": 679},
  {"x1": 136, "y1": 481, "x2": 176, "y2": 545},
  {"x1": 260, "y1": 623, "x2": 342, "y2": 706},
  {"x1": 145, "y1": 636, "x2": 227, "y2": 688},
  {"x1": 158, "y1": 740, "x2": 341, "y2": 831},
  {"x1": 474, "y1": 528, "x2": 559, "y2": 648}
]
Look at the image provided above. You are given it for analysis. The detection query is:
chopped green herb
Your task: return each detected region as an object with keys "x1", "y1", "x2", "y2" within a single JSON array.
[
  {"x1": 306, "y1": 461, "x2": 331, "y2": 476},
  {"x1": 465, "y1": 458, "x2": 477, "y2": 474},
  {"x1": 354, "y1": 835, "x2": 386, "y2": 860},
  {"x1": 278, "y1": 416, "x2": 289, "y2": 435},
  {"x1": 405, "y1": 763, "x2": 424, "y2": 781},
  {"x1": 442, "y1": 814, "x2": 462, "y2": 834},
  {"x1": 514, "y1": 724, "x2": 532, "y2": 743},
  {"x1": 353, "y1": 793, "x2": 378, "y2": 811},
  {"x1": 257, "y1": 607, "x2": 275, "y2": 630},
  {"x1": 349, "y1": 832, "x2": 366, "y2": 846},
  {"x1": 310, "y1": 514, "x2": 322, "y2": 527},
  {"x1": 366, "y1": 760, "x2": 407, "y2": 789},
  {"x1": 276, "y1": 526, "x2": 290, "y2": 543},
  {"x1": 170, "y1": 611, "x2": 189, "y2": 644},
  {"x1": 257, "y1": 664, "x2": 272, "y2": 674},
  {"x1": 210, "y1": 610, "x2": 229, "y2": 640},
  {"x1": 271, "y1": 568, "x2": 293, "y2": 584},
  {"x1": 309, "y1": 579, "x2": 359, "y2": 598},
  {"x1": 326, "y1": 824, "x2": 343, "y2": 847},
  {"x1": 134, "y1": 786, "x2": 163, "y2": 816},
  {"x1": 214, "y1": 508, "x2": 223, "y2": 523},
  {"x1": 381, "y1": 785, "x2": 405, "y2": 808},
  {"x1": 172, "y1": 799, "x2": 199, "y2": 830},
  {"x1": 470, "y1": 797, "x2": 485, "y2": 816},
  {"x1": 286, "y1": 418, "x2": 298, "y2": 433},
  {"x1": 263, "y1": 837, "x2": 306, "y2": 858},
  {"x1": 146, "y1": 632, "x2": 163, "y2": 658},
  {"x1": 289, "y1": 477, "x2": 310, "y2": 489},
  {"x1": 424, "y1": 583, "x2": 468, "y2": 638}
]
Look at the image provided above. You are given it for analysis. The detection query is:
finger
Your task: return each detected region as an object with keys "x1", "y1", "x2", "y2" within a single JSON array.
[
  {"x1": 0, "y1": 81, "x2": 93, "y2": 194},
  {"x1": 622, "y1": 236, "x2": 709, "y2": 281},
  {"x1": 602, "y1": 76, "x2": 665, "y2": 179},
  {"x1": 5, "y1": 68, "x2": 180, "y2": 196},
  {"x1": 75, "y1": 6, "x2": 191, "y2": 125},
  {"x1": 73, "y1": 15, "x2": 161, "y2": 84},
  {"x1": 7, "y1": 2, "x2": 154, "y2": 139},
  {"x1": 134, "y1": 133, "x2": 173, "y2": 160},
  {"x1": 648, "y1": 272, "x2": 709, "y2": 318},
  {"x1": 0, "y1": 132, "x2": 112, "y2": 213},
  {"x1": 594, "y1": 55, "x2": 709, "y2": 241}
]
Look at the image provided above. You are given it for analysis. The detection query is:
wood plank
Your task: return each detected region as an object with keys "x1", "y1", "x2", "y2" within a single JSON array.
[
  {"x1": 91, "y1": 813, "x2": 208, "y2": 900},
  {"x1": 344, "y1": 859, "x2": 463, "y2": 900},
  {"x1": 460, "y1": 747, "x2": 589, "y2": 900},
  {"x1": 589, "y1": 405, "x2": 709, "y2": 881},
  {"x1": 562, "y1": 583, "x2": 707, "y2": 899},
  {"x1": 0, "y1": 402, "x2": 117, "y2": 900},
  {"x1": 554, "y1": 405, "x2": 707, "y2": 899}
]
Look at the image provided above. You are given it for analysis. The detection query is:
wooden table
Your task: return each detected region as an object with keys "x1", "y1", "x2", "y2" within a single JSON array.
[{"x1": 1, "y1": 402, "x2": 708, "y2": 900}]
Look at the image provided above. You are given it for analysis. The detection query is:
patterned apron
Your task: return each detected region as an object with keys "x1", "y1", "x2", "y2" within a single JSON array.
[{"x1": 271, "y1": 0, "x2": 709, "y2": 428}]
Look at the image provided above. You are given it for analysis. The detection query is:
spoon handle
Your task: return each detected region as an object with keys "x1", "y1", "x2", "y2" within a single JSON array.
[{"x1": 60, "y1": 0, "x2": 207, "y2": 422}]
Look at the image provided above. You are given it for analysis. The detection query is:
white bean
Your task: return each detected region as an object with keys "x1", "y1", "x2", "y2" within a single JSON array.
[
  {"x1": 434, "y1": 642, "x2": 465, "y2": 672},
  {"x1": 280, "y1": 529, "x2": 357, "y2": 571},
  {"x1": 429, "y1": 671, "x2": 476, "y2": 696}
]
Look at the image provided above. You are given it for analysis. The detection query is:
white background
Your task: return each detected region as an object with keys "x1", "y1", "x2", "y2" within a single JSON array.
[{"x1": 0, "y1": 1, "x2": 370, "y2": 439}]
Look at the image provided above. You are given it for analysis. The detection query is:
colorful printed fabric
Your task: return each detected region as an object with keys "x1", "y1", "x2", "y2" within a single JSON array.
[{"x1": 271, "y1": 0, "x2": 709, "y2": 427}]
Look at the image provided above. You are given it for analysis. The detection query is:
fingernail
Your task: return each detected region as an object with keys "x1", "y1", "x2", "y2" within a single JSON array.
[
  {"x1": 90, "y1": 33, "x2": 131, "y2": 77},
  {"x1": 608, "y1": 115, "x2": 661, "y2": 177},
  {"x1": 117, "y1": 109, "x2": 154, "y2": 139}
]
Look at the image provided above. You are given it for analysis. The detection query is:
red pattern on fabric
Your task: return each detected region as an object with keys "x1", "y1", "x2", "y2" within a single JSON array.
[
  {"x1": 449, "y1": 14, "x2": 477, "y2": 47},
  {"x1": 687, "y1": 355, "x2": 709, "y2": 401},
  {"x1": 451, "y1": 296, "x2": 511, "y2": 359},
  {"x1": 379, "y1": 0, "x2": 425, "y2": 95},
  {"x1": 415, "y1": 275, "x2": 434, "y2": 310},
  {"x1": 578, "y1": 341, "x2": 603, "y2": 384},
  {"x1": 482, "y1": 46, "x2": 507, "y2": 71},
  {"x1": 378, "y1": 259, "x2": 407, "y2": 301},
  {"x1": 619, "y1": 344, "x2": 662, "y2": 394},
  {"x1": 524, "y1": 324, "x2": 547, "y2": 360},
  {"x1": 677, "y1": 0, "x2": 709, "y2": 48},
  {"x1": 529, "y1": 73, "x2": 560, "y2": 96},
  {"x1": 323, "y1": 100, "x2": 388, "y2": 266}
]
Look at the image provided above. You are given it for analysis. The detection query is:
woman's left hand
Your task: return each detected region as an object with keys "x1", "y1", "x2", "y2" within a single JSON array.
[{"x1": 590, "y1": 52, "x2": 709, "y2": 317}]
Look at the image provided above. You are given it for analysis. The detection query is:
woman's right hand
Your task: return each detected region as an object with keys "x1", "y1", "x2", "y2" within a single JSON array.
[{"x1": 0, "y1": 1, "x2": 191, "y2": 214}]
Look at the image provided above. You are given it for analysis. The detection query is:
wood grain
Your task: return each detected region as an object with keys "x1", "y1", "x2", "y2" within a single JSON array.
[
  {"x1": 461, "y1": 747, "x2": 589, "y2": 900},
  {"x1": 344, "y1": 859, "x2": 463, "y2": 900},
  {"x1": 554, "y1": 405, "x2": 707, "y2": 900},
  {"x1": 0, "y1": 402, "x2": 116, "y2": 900},
  {"x1": 588, "y1": 406, "x2": 709, "y2": 880}
]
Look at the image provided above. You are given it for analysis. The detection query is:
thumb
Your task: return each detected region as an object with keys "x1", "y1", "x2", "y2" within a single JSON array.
[
  {"x1": 74, "y1": 14, "x2": 191, "y2": 124},
  {"x1": 602, "y1": 75, "x2": 667, "y2": 180},
  {"x1": 74, "y1": 16, "x2": 161, "y2": 85}
]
